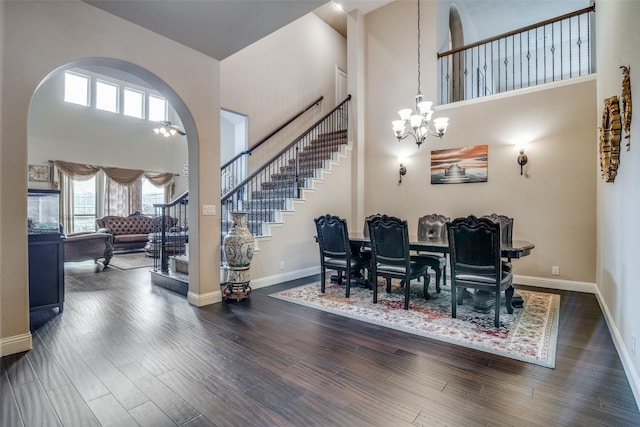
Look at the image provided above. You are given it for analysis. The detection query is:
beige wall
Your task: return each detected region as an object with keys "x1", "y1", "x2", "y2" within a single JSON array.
[
  {"x1": 364, "y1": 1, "x2": 597, "y2": 283},
  {"x1": 1, "y1": 0, "x2": 220, "y2": 356},
  {"x1": 596, "y1": 0, "x2": 640, "y2": 403},
  {"x1": 220, "y1": 13, "x2": 347, "y2": 170}
]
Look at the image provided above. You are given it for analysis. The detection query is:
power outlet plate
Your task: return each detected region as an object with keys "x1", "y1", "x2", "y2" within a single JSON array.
[
  {"x1": 279, "y1": 261, "x2": 285, "y2": 271},
  {"x1": 551, "y1": 265, "x2": 560, "y2": 276}
]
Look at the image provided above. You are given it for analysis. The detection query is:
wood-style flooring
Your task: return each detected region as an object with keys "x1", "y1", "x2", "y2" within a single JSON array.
[{"x1": 2, "y1": 261, "x2": 640, "y2": 426}]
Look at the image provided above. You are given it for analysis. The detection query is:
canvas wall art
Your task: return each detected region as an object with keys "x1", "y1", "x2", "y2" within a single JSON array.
[{"x1": 431, "y1": 145, "x2": 488, "y2": 184}]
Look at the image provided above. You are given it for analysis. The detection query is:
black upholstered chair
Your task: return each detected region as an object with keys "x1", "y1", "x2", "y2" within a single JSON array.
[
  {"x1": 481, "y1": 213, "x2": 514, "y2": 272},
  {"x1": 412, "y1": 214, "x2": 450, "y2": 293},
  {"x1": 366, "y1": 214, "x2": 430, "y2": 310},
  {"x1": 447, "y1": 215, "x2": 514, "y2": 328},
  {"x1": 314, "y1": 214, "x2": 370, "y2": 297}
]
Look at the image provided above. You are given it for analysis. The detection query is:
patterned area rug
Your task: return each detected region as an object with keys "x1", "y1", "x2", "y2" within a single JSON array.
[
  {"x1": 109, "y1": 252, "x2": 154, "y2": 270},
  {"x1": 270, "y1": 280, "x2": 560, "y2": 368}
]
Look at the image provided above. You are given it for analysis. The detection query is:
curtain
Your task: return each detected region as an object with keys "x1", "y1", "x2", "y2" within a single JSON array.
[
  {"x1": 53, "y1": 160, "x2": 175, "y2": 221},
  {"x1": 104, "y1": 178, "x2": 142, "y2": 216}
]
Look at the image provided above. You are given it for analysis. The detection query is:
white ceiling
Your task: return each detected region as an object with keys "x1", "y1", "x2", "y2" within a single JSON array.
[{"x1": 84, "y1": 1, "x2": 391, "y2": 60}]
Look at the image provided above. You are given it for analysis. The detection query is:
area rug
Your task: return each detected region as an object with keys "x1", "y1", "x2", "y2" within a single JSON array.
[
  {"x1": 270, "y1": 280, "x2": 560, "y2": 368},
  {"x1": 109, "y1": 252, "x2": 154, "y2": 270}
]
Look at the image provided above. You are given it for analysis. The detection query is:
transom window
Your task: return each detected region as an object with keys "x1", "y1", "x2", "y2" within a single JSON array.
[
  {"x1": 96, "y1": 80, "x2": 118, "y2": 113},
  {"x1": 148, "y1": 94, "x2": 167, "y2": 122},
  {"x1": 123, "y1": 88, "x2": 144, "y2": 119},
  {"x1": 64, "y1": 72, "x2": 90, "y2": 106}
]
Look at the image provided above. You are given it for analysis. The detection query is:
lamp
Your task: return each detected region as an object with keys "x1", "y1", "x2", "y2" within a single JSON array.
[
  {"x1": 153, "y1": 121, "x2": 185, "y2": 138},
  {"x1": 399, "y1": 163, "x2": 407, "y2": 184},
  {"x1": 391, "y1": 0, "x2": 449, "y2": 148},
  {"x1": 516, "y1": 142, "x2": 528, "y2": 175}
]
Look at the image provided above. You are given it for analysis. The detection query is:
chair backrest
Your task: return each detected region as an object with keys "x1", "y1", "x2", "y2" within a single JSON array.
[
  {"x1": 481, "y1": 213, "x2": 513, "y2": 244},
  {"x1": 367, "y1": 214, "x2": 411, "y2": 268},
  {"x1": 362, "y1": 214, "x2": 381, "y2": 239},
  {"x1": 447, "y1": 215, "x2": 502, "y2": 276},
  {"x1": 314, "y1": 214, "x2": 350, "y2": 260},
  {"x1": 417, "y1": 213, "x2": 450, "y2": 241}
]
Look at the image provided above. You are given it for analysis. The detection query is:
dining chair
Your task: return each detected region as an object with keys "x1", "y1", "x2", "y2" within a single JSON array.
[
  {"x1": 481, "y1": 213, "x2": 514, "y2": 272},
  {"x1": 366, "y1": 214, "x2": 430, "y2": 310},
  {"x1": 314, "y1": 214, "x2": 370, "y2": 297},
  {"x1": 447, "y1": 215, "x2": 514, "y2": 327},
  {"x1": 412, "y1": 213, "x2": 450, "y2": 293}
]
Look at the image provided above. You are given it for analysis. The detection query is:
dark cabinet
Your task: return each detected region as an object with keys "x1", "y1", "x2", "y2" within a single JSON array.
[
  {"x1": 27, "y1": 189, "x2": 64, "y2": 312},
  {"x1": 28, "y1": 234, "x2": 65, "y2": 312}
]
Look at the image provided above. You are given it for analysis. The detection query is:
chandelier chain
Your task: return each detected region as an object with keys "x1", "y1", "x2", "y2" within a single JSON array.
[{"x1": 416, "y1": 0, "x2": 421, "y2": 96}]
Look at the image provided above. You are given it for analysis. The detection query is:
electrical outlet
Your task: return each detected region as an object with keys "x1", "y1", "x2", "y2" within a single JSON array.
[
  {"x1": 551, "y1": 265, "x2": 560, "y2": 276},
  {"x1": 279, "y1": 261, "x2": 285, "y2": 271}
]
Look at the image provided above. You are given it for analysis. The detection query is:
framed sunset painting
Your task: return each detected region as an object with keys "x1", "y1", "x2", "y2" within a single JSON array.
[{"x1": 430, "y1": 145, "x2": 488, "y2": 184}]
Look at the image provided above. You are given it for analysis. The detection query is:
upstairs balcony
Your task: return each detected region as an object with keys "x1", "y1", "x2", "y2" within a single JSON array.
[{"x1": 438, "y1": 5, "x2": 595, "y2": 104}]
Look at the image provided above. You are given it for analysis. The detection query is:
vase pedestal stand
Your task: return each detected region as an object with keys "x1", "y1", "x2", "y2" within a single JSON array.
[{"x1": 223, "y1": 268, "x2": 252, "y2": 302}]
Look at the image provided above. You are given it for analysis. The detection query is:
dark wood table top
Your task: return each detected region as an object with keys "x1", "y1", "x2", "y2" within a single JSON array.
[{"x1": 349, "y1": 235, "x2": 535, "y2": 259}]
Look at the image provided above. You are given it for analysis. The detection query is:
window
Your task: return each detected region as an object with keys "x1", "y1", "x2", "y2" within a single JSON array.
[
  {"x1": 72, "y1": 177, "x2": 97, "y2": 232},
  {"x1": 141, "y1": 178, "x2": 165, "y2": 215},
  {"x1": 64, "y1": 72, "x2": 89, "y2": 106},
  {"x1": 96, "y1": 80, "x2": 118, "y2": 113},
  {"x1": 123, "y1": 88, "x2": 144, "y2": 118},
  {"x1": 148, "y1": 94, "x2": 167, "y2": 122}
]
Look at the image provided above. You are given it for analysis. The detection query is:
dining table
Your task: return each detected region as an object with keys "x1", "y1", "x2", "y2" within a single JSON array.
[{"x1": 348, "y1": 234, "x2": 535, "y2": 310}]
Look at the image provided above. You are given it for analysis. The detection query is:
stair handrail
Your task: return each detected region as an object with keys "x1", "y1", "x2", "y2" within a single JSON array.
[
  {"x1": 221, "y1": 94, "x2": 351, "y2": 204},
  {"x1": 152, "y1": 190, "x2": 189, "y2": 273},
  {"x1": 221, "y1": 95, "x2": 323, "y2": 170},
  {"x1": 153, "y1": 190, "x2": 189, "y2": 210}
]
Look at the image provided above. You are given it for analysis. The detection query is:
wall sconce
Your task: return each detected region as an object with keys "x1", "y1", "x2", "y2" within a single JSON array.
[
  {"x1": 398, "y1": 163, "x2": 407, "y2": 184},
  {"x1": 516, "y1": 142, "x2": 528, "y2": 175}
]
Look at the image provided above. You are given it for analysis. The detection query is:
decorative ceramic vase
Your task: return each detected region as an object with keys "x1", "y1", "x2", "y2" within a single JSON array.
[{"x1": 222, "y1": 212, "x2": 254, "y2": 301}]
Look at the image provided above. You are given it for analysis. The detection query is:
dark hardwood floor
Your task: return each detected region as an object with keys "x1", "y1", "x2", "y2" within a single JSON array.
[{"x1": 2, "y1": 261, "x2": 639, "y2": 426}]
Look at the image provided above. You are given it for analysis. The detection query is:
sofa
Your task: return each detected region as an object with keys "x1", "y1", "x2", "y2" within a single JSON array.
[
  {"x1": 64, "y1": 232, "x2": 114, "y2": 267},
  {"x1": 97, "y1": 213, "x2": 177, "y2": 251}
]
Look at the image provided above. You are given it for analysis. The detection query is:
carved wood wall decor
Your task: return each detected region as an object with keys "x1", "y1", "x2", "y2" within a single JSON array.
[
  {"x1": 599, "y1": 96, "x2": 622, "y2": 183},
  {"x1": 620, "y1": 65, "x2": 632, "y2": 150}
]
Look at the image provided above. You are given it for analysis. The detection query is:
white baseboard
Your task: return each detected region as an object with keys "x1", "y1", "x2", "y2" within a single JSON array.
[
  {"x1": 514, "y1": 275, "x2": 597, "y2": 293},
  {"x1": 248, "y1": 266, "x2": 321, "y2": 290},
  {"x1": 1, "y1": 332, "x2": 32, "y2": 357},
  {"x1": 593, "y1": 287, "x2": 640, "y2": 409},
  {"x1": 187, "y1": 290, "x2": 221, "y2": 307}
]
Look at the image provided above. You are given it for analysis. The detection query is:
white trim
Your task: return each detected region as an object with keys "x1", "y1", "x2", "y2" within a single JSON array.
[
  {"x1": 593, "y1": 286, "x2": 640, "y2": 409},
  {"x1": 514, "y1": 275, "x2": 597, "y2": 293},
  {"x1": 250, "y1": 266, "x2": 321, "y2": 290},
  {"x1": 187, "y1": 290, "x2": 221, "y2": 307},
  {"x1": 1, "y1": 332, "x2": 32, "y2": 357}
]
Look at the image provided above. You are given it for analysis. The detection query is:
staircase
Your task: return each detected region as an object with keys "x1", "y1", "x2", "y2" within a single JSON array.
[
  {"x1": 221, "y1": 95, "x2": 351, "y2": 240},
  {"x1": 224, "y1": 129, "x2": 349, "y2": 237}
]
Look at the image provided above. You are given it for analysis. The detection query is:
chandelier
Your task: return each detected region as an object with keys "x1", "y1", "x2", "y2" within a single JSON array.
[{"x1": 391, "y1": 0, "x2": 449, "y2": 148}]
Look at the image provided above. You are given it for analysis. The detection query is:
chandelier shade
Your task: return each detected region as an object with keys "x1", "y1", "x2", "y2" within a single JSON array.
[{"x1": 391, "y1": 0, "x2": 449, "y2": 148}]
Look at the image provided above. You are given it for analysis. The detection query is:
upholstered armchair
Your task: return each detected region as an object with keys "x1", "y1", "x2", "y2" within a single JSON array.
[{"x1": 64, "y1": 232, "x2": 114, "y2": 267}]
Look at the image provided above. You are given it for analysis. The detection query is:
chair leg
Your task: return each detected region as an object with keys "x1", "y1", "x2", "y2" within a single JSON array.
[
  {"x1": 386, "y1": 278, "x2": 392, "y2": 293},
  {"x1": 505, "y1": 286, "x2": 514, "y2": 314},
  {"x1": 451, "y1": 284, "x2": 457, "y2": 319},
  {"x1": 320, "y1": 269, "x2": 326, "y2": 293},
  {"x1": 372, "y1": 271, "x2": 378, "y2": 304},
  {"x1": 494, "y1": 291, "x2": 501, "y2": 328},
  {"x1": 423, "y1": 273, "x2": 430, "y2": 300},
  {"x1": 345, "y1": 267, "x2": 351, "y2": 298},
  {"x1": 457, "y1": 288, "x2": 464, "y2": 305},
  {"x1": 404, "y1": 275, "x2": 410, "y2": 310},
  {"x1": 435, "y1": 267, "x2": 442, "y2": 293}
]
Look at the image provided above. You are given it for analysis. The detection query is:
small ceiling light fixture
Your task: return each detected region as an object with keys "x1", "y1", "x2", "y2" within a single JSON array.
[
  {"x1": 391, "y1": 0, "x2": 449, "y2": 148},
  {"x1": 153, "y1": 121, "x2": 185, "y2": 138},
  {"x1": 333, "y1": 2, "x2": 344, "y2": 11},
  {"x1": 517, "y1": 142, "x2": 528, "y2": 175}
]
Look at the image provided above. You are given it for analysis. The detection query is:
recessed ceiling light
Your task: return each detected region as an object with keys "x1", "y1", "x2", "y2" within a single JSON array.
[{"x1": 334, "y1": 2, "x2": 344, "y2": 12}]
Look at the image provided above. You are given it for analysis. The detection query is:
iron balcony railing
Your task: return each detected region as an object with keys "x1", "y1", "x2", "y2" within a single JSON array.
[
  {"x1": 220, "y1": 95, "x2": 351, "y2": 241},
  {"x1": 438, "y1": 5, "x2": 595, "y2": 104}
]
